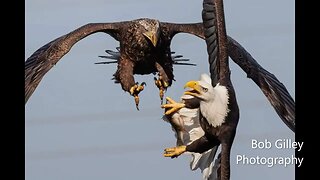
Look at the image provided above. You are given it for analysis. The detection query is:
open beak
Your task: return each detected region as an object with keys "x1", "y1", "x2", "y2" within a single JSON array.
[
  {"x1": 143, "y1": 31, "x2": 159, "y2": 47},
  {"x1": 184, "y1": 81, "x2": 202, "y2": 98}
]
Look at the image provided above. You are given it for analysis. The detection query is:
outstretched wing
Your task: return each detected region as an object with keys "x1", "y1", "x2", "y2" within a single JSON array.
[
  {"x1": 25, "y1": 22, "x2": 124, "y2": 104},
  {"x1": 160, "y1": 22, "x2": 205, "y2": 39},
  {"x1": 227, "y1": 37, "x2": 295, "y2": 132}
]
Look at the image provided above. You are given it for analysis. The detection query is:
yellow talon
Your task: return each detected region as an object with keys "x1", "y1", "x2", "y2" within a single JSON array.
[
  {"x1": 154, "y1": 77, "x2": 169, "y2": 104},
  {"x1": 161, "y1": 97, "x2": 185, "y2": 115},
  {"x1": 165, "y1": 97, "x2": 176, "y2": 104},
  {"x1": 134, "y1": 95, "x2": 140, "y2": 110},
  {"x1": 155, "y1": 78, "x2": 162, "y2": 87},
  {"x1": 164, "y1": 145, "x2": 186, "y2": 158},
  {"x1": 159, "y1": 88, "x2": 164, "y2": 104},
  {"x1": 163, "y1": 81, "x2": 169, "y2": 88},
  {"x1": 136, "y1": 85, "x2": 144, "y2": 92},
  {"x1": 129, "y1": 82, "x2": 146, "y2": 110},
  {"x1": 129, "y1": 85, "x2": 136, "y2": 95}
]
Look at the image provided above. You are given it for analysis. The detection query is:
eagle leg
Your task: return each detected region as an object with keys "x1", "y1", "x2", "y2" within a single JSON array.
[
  {"x1": 155, "y1": 62, "x2": 173, "y2": 104},
  {"x1": 129, "y1": 82, "x2": 146, "y2": 110},
  {"x1": 161, "y1": 97, "x2": 185, "y2": 115},
  {"x1": 116, "y1": 57, "x2": 145, "y2": 110},
  {"x1": 163, "y1": 145, "x2": 186, "y2": 158}
]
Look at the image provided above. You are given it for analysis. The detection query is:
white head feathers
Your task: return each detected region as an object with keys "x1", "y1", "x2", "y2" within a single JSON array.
[{"x1": 197, "y1": 73, "x2": 230, "y2": 127}]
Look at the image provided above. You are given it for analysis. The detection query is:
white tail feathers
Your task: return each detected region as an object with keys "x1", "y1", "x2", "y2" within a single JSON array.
[{"x1": 190, "y1": 146, "x2": 219, "y2": 180}]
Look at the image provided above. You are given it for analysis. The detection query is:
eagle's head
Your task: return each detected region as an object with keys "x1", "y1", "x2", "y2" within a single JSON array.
[
  {"x1": 183, "y1": 73, "x2": 230, "y2": 127},
  {"x1": 138, "y1": 18, "x2": 161, "y2": 47},
  {"x1": 184, "y1": 73, "x2": 214, "y2": 101}
]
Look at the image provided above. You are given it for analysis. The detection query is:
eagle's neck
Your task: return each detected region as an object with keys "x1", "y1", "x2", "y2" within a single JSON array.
[{"x1": 200, "y1": 83, "x2": 230, "y2": 127}]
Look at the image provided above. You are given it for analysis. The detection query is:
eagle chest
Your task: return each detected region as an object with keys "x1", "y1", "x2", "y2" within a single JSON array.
[{"x1": 199, "y1": 115, "x2": 219, "y2": 137}]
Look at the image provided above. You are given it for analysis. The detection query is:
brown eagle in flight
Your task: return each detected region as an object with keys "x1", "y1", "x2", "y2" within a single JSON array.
[{"x1": 25, "y1": 18, "x2": 203, "y2": 109}]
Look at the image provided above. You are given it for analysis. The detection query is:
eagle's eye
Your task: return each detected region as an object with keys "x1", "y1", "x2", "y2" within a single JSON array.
[{"x1": 202, "y1": 87, "x2": 208, "y2": 92}]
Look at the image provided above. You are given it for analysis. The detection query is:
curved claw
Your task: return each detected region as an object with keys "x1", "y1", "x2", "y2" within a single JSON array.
[
  {"x1": 163, "y1": 145, "x2": 186, "y2": 158},
  {"x1": 130, "y1": 82, "x2": 146, "y2": 110},
  {"x1": 161, "y1": 97, "x2": 185, "y2": 115},
  {"x1": 141, "y1": 82, "x2": 147, "y2": 86}
]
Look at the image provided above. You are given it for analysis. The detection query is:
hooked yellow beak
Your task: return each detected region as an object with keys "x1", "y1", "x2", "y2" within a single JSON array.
[
  {"x1": 143, "y1": 31, "x2": 159, "y2": 47},
  {"x1": 184, "y1": 81, "x2": 202, "y2": 97}
]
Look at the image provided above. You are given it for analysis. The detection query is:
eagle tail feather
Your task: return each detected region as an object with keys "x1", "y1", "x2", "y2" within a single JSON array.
[{"x1": 190, "y1": 146, "x2": 219, "y2": 180}]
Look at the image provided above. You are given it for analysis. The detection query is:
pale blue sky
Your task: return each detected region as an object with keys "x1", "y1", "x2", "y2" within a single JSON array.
[{"x1": 25, "y1": 0, "x2": 295, "y2": 179}]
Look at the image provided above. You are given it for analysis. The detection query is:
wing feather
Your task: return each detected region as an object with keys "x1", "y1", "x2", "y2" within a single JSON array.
[
  {"x1": 202, "y1": 0, "x2": 219, "y2": 86},
  {"x1": 25, "y1": 22, "x2": 123, "y2": 103},
  {"x1": 160, "y1": 22, "x2": 205, "y2": 39},
  {"x1": 201, "y1": 0, "x2": 295, "y2": 131},
  {"x1": 227, "y1": 36, "x2": 295, "y2": 132}
]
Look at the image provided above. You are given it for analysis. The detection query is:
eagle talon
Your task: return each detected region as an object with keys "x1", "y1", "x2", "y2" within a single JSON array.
[
  {"x1": 159, "y1": 89, "x2": 164, "y2": 104},
  {"x1": 163, "y1": 145, "x2": 186, "y2": 158},
  {"x1": 155, "y1": 77, "x2": 169, "y2": 104},
  {"x1": 161, "y1": 97, "x2": 185, "y2": 115},
  {"x1": 134, "y1": 95, "x2": 140, "y2": 111},
  {"x1": 129, "y1": 82, "x2": 146, "y2": 110}
]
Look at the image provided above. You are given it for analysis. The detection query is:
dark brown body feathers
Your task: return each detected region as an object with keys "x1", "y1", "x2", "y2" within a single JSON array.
[{"x1": 25, "y1": 18, "x2": 204, "y2": 103}]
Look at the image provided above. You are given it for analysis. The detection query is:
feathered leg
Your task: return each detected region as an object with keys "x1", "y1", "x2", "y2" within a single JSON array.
[
  {"x1": 155, "y1": 62, "x2": 174, "y2": 104},
  {"x1": 114, "y1": 57, "x2": 145, "y2": 110}
]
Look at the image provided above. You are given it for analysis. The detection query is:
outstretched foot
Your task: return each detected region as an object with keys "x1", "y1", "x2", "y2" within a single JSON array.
[
  {"x1": 130, "y1": 82, "x2": 146, "y2": 110},
  {"x1": 164, "y1": 145, "x2": 186, "y2": 158},
  {"x1": 161, "y1": 97, "x2": 185, "y2": 115},
  {"x1": 154, "y1": 77, "x2": 169, "y2": 104}
]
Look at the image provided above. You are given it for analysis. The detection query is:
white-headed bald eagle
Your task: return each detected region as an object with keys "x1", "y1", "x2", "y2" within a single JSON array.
[
  {"x1": 161, "y1": 0, "x2": 240, "y2": 180},
  {"x1": 162, "y1": 74, "x2": 227, "y2": 180},
  {"x1": 161, "y1": 1, "x2": 295, "y2": 179},
  {"x1": 162, "y1": 72, "x2": 234, "y2": 180}
]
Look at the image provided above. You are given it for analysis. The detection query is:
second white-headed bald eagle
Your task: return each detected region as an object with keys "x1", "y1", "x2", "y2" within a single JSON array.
[
  {"x1": 162, "y1": 79, "x2": 224, "y2": 180},
  {"x1": 162, "y1": 73, "x2": 235, "y2": 180},
  {"x1": 161, "y1": 0, "x2": 240, "y2": 180}
]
